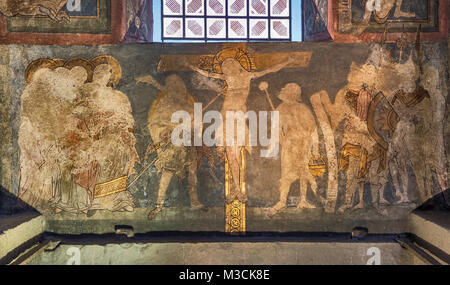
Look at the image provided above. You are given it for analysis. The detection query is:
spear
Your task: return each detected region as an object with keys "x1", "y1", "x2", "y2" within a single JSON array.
[
  {"x1": 127, "y1": 156, "x2": 158, "y2": 188},
  {"x1": 398, "y1": 25, "x2": 407, "y2": 62},
  {"x1": 202, "y1": 91, "x2": 224, "y2": 112},
  {"x1": 415, "y1": 24, "x2": 423, "y2": 75}
]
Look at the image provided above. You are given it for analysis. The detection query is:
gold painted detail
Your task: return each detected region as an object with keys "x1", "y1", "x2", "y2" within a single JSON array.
[
  {"x1": 157, "y1": 51, "x2": 312, "y2": 73},
  {"x1": 94, "y1": 176, "x2": 128, "y2": 198},
  {"x1": 339, "y1": 143, "x2": 370, "y2": 179},
  {"x1": 392, "y1": 86, "x2": 430, "y2": 108},
  {"x1": 345, "y1": 89, "x2": 359, "y2": 112},
  {"x1": 225, "y1": 148, "x2": 246, "y2": 234},
  {"x1": 25, "y1": 55, "x2": 122, "y2": 87},
  {"x1": 212, "y1": 47, "x2": 256, "y2": 74},
  {"x1": 309, "y1": 157, "x2": 327, "y2": 177}
]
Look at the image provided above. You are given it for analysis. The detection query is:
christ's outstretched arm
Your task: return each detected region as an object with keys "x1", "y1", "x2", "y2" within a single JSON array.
[
  {"x1": 189, "y1": 65, "x2": 225, "y2": 80},
  {"x1": 252, "y1": 58, "x2": 293, "y2": 78}
]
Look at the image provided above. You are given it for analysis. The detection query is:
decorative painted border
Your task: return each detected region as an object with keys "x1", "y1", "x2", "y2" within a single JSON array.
[{"x1": 0, "y1": 1, "x2": 126, "y2": 45}]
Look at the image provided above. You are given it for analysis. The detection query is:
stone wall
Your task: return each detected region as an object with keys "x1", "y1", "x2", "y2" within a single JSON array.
[{"x1": 0, "y1": 45, "x2": 11, "y2": 192}]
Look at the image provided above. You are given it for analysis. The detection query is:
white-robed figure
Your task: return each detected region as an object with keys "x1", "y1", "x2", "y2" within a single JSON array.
[
  {"x1": 73, "y1": 62, "x2": 139, "y2": 214},
  {"x1": 269, "y1": 83, "x2": 325, "y2": 217}
]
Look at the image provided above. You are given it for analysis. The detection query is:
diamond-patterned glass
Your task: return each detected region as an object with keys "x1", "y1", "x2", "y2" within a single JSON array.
[{"x1": 162, "y1": 0, "x2": 291, "y2": 41}]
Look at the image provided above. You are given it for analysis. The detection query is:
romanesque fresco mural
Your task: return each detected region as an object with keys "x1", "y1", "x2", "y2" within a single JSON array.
[
  {"x1": 338, "y1": 0, "x2": 439, "y2": 35},
  {"x1": 10, "y1": 37, "x2": 448, "y2": 233}
]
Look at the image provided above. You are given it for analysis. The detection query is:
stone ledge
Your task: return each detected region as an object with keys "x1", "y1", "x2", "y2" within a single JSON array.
[
  {"x1": 26, "y1": 242, "x2": 420, "y2": 265},
  {"x1": 0, "y1": 214, "x2": 45, "y2": 261},
  {"x1": 409, "y1": 210, "x2": 450, "y2": 254},
  {"x1": 43, "y1": 205, "x2": 415, "y2": 234}
]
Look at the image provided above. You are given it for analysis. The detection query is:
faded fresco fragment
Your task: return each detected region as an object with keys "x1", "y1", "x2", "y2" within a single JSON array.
[
  {"x1": 18, "y1": 56, "x2": 139, "y2": 215},
  {"x1": 1, "y1": 0, "x2": 113, "y2": 37},
  {"x1": 305, "y1": 44, "x2": 447, "y2": 215},
  {"x1": 338, "y1": 0, "x2": 439, "y2": 35},
  {"x1": 0, "y1": 0, "x2": 69, "y2": 21}
]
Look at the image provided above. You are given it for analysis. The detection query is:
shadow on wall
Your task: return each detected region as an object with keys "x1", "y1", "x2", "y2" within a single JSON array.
[
  {"x1": 0, "y1": 186, "x2": 39, "y2": 216},
  {"x1": 416, "y1": 188, "x2": 450, "y2": 211}
]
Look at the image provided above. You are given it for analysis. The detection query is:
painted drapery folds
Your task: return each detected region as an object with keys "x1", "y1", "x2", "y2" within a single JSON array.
[
  {"x1": 19, "y1": 56, "x2": 139, "y2": 214},
  {"x1": 8, "y1": 40, "x2": 447, "y2": 233}
]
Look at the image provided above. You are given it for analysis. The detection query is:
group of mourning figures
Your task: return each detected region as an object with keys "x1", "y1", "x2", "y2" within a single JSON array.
[{"x1": 18, "y1": 47, "x2": 448, "y2": 219}]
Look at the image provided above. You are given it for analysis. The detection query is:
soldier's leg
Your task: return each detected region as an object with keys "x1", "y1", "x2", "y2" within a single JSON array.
[
  {"x1": 370, "y1": 180, "x2": 389, "y2": 205},
  {"x1": 269, "y1": 172, "x2": 297, "y2": 217},
  {"x1": 338, "y1": 157, "x2": 359, "y2": 212},
  {"x1": 414, "y1": 169, "x2": 428, "y2": 203},
  {"x1": 297, "y1": 177, "x2": 316, "y2": 209},
  {"x1": 370, "y1": 179, "x2": 379, "y2": 205},
  {"x1": 353, "y1": 181, "x2": 365, "y2": 210},
  {"x1": 148, "y1": 171, "x2": 174, "y2": 220},
  {"x1": 409, "y1": 157, "x2": 427, "y2": 203},
  {"x1": 424, "y1": 166, "x2": 433, "y2": 200},
  {"x1": 187, "y1": 158, "x2": 203, "y2": 208},
  {"x1": 390, "y1": 158, "x2": 409, "y2": 203},
  {"x1": 378, "y1": 174, "x2": 390, "y2": 204},
  {"x1": 307, "y1": 172, "x2": 326, "y2": 205}
]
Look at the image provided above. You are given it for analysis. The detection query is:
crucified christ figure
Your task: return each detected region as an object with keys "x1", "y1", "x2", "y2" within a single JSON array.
[{"x1": 190, "y1": 56, "x2": 293, "y2": 204}]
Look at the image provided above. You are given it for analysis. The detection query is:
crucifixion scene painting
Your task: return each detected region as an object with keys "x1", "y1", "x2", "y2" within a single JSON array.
[
  {"x1": 0, "y1": 0, "x2": 448, "y2": 266},
  {"x1": 10, "y1": 42, "x2": 448, "y2": 231}
]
